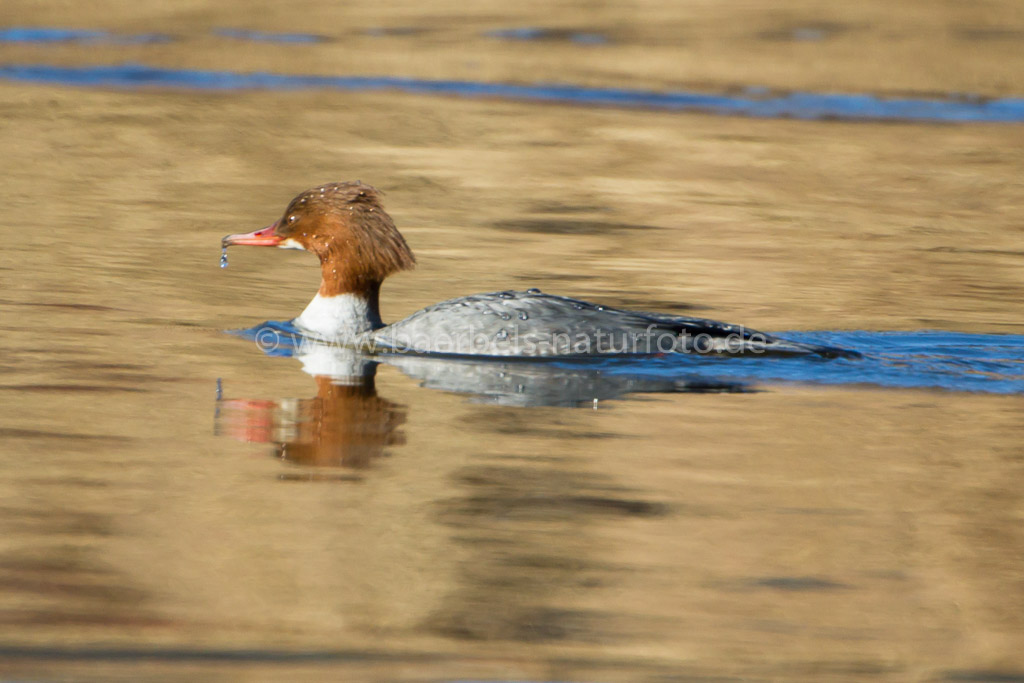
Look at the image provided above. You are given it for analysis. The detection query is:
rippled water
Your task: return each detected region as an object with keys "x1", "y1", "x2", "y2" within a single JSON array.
[
  {"x1": 2, "y1": 4, "x2": 1024, "y2": 681},
  {"x1": 0, "y1": 27, "x2": 171, "y2": 44},
  {"x1": 2, "y1": 63, "x2": 1023, "y2": 122}
]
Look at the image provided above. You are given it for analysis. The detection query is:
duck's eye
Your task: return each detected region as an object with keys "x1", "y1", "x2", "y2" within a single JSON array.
[{"x1": 287, "y1": 214, "x2": 298, "y2": 224}]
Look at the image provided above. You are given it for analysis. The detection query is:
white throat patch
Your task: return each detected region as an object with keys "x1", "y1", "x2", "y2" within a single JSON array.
[
  {"x1": 292, "y1": 293, "x2": 381, "y2": 340},
  {"x1": 278, "y1": 238, "x2": 306, "y2": 251}
]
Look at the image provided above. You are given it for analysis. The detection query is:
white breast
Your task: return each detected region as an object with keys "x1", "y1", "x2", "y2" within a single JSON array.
[{"x1": 292, "y1": 293, "x2": 382, "y2": 340}]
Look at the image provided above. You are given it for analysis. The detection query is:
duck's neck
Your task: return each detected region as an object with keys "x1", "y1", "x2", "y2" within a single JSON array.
[{"x1": 292, "y1": 269, "x2": 384, "y2": 339}]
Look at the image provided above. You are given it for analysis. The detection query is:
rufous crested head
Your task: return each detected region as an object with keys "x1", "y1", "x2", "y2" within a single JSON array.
[{"x1": 224, "y1": 181, "x2": 416, "y2": 298}]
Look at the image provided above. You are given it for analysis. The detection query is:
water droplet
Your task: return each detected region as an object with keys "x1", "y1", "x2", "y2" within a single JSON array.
[
  {"x1": 572, "y1": 303, "x2": 583, "y2": 310},
  {"x1": 518, "y1": 311, "x2": 529, "y2": 320},
  {"x1": 596, "y1": 305, "x2": 605, "y2": 311},
  {"x1": 219, "y1": 248, "x2": 228, "y2": 269},
  {"x1": 526, "y1": 288, "x2": 541, "y2": 294},
  {"x1": 496, "y1": 329, "x2": 509, "y2": 341},
  {"x1": 498, "y1": 291, "x2": 515, "y2": 299},
  {"x1": 499, "y1": 312, "x2": 511, "y2": 320}
]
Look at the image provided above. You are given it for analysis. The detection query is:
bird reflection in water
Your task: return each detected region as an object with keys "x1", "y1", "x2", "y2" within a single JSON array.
[
  {"x1": 215, "y1": 330, "x2": 751, "y2": 472},
  {"x1": 215, "y1": 346, "x2": 405, "y2": 471}
]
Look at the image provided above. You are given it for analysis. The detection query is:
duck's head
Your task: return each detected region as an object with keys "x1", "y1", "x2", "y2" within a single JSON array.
[{"x1": 223, "y1": 181, "x2": 416, "y2": 297}]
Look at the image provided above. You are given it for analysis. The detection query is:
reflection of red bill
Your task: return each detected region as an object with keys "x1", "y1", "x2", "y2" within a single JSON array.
[
  {"x1": 219, "y1": 399, "x2": 276, "y2": 443},
  {"x1": 221, "y1": 223, "x2": 282, "y2": 247}
]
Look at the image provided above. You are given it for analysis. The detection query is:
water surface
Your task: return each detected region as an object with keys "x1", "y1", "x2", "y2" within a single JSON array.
[
  {"x1": 3, "y1": 63, "x2": 1022, "y2": 122},
  {"x1": 1, "y1": 2, "x2": 1023, "y2": 681}
]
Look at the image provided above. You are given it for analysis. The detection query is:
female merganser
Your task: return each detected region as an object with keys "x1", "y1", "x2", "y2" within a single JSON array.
[{"x1": 222, "y1": 182, "x2": 852, "y2": 358}]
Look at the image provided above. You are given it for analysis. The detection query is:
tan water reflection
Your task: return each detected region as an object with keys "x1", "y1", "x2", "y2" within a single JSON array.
[
  {"x1": 218, "y1": 375, "x2": 406, "y2": 470},
  {"x1": 1, "y1": 1, "x2": 1024, "y2": 680}
]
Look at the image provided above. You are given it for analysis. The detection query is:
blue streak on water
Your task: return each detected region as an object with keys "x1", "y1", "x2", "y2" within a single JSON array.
[
  {"x1": 2, "y1": 63, "x2": 1023, "y2": 122},
  {"x1": 0, "y1": 28, "x2": 170, "y2": 44},
  {"x1": 570, "y1": 33, "x2": 610, "y2": 45},
  {"x1": 487, "y1": 28, "x2": 550, "y2": 41},
  {"x1": 486, "y1": 27, "x2": 610, "y2": 45},
  {"x1": 212, "y1": 28, "x2": 324, "y2": 44},
  {"x1": 230, "y1": 324, "x2": 1024, "y2": 395},
  {"x1": 590, "y1": 331, "x2": 1024, "y2": 395}
]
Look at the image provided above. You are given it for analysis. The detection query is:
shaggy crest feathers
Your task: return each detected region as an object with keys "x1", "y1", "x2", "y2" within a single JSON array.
[{"x1": 274, "y1": 181, "x2": 416, "y2": 298}]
